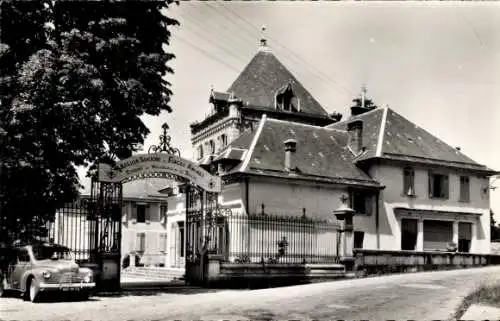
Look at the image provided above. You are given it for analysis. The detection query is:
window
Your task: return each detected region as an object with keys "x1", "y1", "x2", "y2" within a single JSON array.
[
  {"x1": 428, "y1": 172, "x2": 449, "y2": 199},
  {"x1": 136, "y1": 233, "x2": 146, "y2": 253},
  {"x1": 350, "y1": 191, "x2": 372, "y2": 215},
  {"x1": 401, "y1": 219, "x2": 418, "y2": 251},
  {"x1": 17, "y1": 249, "x2": 30, "y2": 263},
  {"x1": 178, "y1": 222, "x2": 185, "y2": 257},
  {"x1": 159, "y1": 233, "x2": 167, "y2": 253},
  {"x1": 209, "y1": 140, "x2": 215, "y2": 155},
  {"x1": 403, "y1": 168, "x2": 415, "y2": 196},
  {"x1": 460, "y1": 176, "x2": 470, "y2": 202},
  {"x1": 354, "y1": 231, "x2": 365, "y2": 249},
  {"x1": 221, "y1": 134, "x2": 228, "y2": 149},
  {"x1": 32, "y1": 245, "x2": 72, "y2": 261},
  {"x1": 160, "y1": 204, "x2": 168, "y2": 223},
  {"x1": 136, "y1": 204, "x2": 146, "y2": 223},
  {"x1": 458, "y1": 222, "x2": 472, "y2": 253},
  {"x1": 275, "y1": 83, "x2": 299, "y2": 112},
  {"x1": 197, "y1": 145, "x2": 204, "y2": 160}
]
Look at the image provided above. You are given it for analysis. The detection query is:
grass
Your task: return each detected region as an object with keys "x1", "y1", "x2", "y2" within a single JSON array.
[{"x1": 451, "y1": 282, "x2": 500, "y2": 320}]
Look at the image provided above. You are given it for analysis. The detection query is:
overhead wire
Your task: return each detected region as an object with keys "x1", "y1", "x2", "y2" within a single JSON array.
[
  {"x1": 171, "y1": 2, "x2": 362, "y2": 116},
  {"x1": 172, "y1": 34, "x2": 242, "y2": 74},
  {"x1": 190, "y1": 2, "x2": 357, "y2": 97},
  {"x1": 216, "y1": 3, "x2": 358, "y2": 96},
  {"x1": 455, "y1": 9, "x2": 489, "y2": 54}
]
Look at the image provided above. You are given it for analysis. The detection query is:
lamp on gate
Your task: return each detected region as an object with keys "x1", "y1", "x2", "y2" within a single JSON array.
[
  {"x1": 333, "y1": 194, "x2": 355, "y2": 221},
  {"x1": 148, "y1": 122, "x2": 181, "y2": 156}
]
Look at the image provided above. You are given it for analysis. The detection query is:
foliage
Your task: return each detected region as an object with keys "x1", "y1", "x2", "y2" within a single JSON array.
[
  {"x1": 491, "y1": 209, "x2": 500, "y2": 241},
  {"x1": 0, "y1": 0, "x2": 179, "y2": 243}
]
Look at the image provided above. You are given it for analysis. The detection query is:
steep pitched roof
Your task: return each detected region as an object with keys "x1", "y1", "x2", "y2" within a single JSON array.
[
  {"x1": 218, "y1": 116, "x2": 381, "y2": 188},
  {"x1": 227, "y1": 49, "x2": 330, "y2": 119},
  {"x1": 123, "y1": 178, "x2": 174, "y2": 199},
  {"x1": 329, "y1": 107, "x2": 496, "y2": 173}
]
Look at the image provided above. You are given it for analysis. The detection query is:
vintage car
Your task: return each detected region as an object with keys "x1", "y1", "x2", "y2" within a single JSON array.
[{"x1": 0, "y1": 242, "x2": 95, "y2": 302}]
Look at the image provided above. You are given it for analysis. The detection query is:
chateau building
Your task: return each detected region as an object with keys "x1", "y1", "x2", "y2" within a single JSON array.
[
  {"x1": 65, "y1": 34, "x2": 496, "y2": 272},
  {"x1": 182, "y1": 35, "x2": 497, "y2": 257}
]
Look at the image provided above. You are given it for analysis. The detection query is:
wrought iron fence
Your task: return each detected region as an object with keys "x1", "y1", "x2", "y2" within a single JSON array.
[
  {"x1": 201, "y1": 212, "x2": 341, "y2": 264},
  {"x1": 49, "y1": 199, "x2": 93, "y2": 262}
]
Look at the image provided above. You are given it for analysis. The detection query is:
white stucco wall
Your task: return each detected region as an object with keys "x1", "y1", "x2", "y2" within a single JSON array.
[
  {"x1": 121, "y1": 200, "x2": 169, "y2": 266},
  {"x1": 247, "y1": 178, "x2": 347, "y2": 220},
  {"x1": 370, "y1": 164, "x2": 491, "y2": 254}
]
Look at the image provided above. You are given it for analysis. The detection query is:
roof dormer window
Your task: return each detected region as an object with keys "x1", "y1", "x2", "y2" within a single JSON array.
[{"x1": 275, "y1": 82, "x2": 299, "y2": 112}]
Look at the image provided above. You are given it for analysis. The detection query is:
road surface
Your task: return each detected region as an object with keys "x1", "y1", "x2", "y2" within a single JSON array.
[{"x1": 2, "y1": 266, "x2": 500, "y2": 321}]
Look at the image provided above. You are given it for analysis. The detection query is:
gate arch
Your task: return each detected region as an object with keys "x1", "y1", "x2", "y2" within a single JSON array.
[{"x1": 87, "y1": 128, "x2": 222, "y2": 291}]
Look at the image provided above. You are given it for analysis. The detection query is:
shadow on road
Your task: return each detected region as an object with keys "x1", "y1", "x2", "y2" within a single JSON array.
[
  {"x1": 38, "y1": 293, "x2": 102, "y2": 303},
  {"x1": 96, "y1": 287, "x2": 229, "y2": 298}
]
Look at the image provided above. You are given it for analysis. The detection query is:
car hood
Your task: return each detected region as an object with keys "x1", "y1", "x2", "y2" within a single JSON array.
[{"x1": 35, "y1": 260, "x2": 80, "y2": 273}]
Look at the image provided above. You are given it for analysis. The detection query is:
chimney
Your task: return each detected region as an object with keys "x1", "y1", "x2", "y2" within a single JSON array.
[
  {"x1": 347, "y1": 120, "x2": 363, "y2": 155},
  {"x1": 284, "y1": 139, "x2": 298, "y2": 171},
  {"x1": 455, "y1": 146, "x2": 461, "y2": 151}
]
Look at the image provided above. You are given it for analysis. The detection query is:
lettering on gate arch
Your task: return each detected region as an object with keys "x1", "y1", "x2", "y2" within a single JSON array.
[{"x1": 97, "y1": 153, "x2": 221, "y2": 193}]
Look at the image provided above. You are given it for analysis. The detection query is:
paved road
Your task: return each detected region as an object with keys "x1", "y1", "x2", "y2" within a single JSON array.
[{"x1": 2, "y1": 266, "x2": 500, "y2": 321}]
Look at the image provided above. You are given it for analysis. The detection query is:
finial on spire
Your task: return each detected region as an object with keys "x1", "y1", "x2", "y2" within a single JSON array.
[
  {"x1": 361, "y1": 85, "x2": 367, "y2": 108},
  {"x1": 260, "y1": 25, "x2": 267, "y2": 47}
]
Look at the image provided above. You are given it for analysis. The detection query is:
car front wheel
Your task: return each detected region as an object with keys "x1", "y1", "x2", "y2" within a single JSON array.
[
  {"x1": 25, "y1": 278, "x2": 40, "y2": 303},
  {"x1": 0, "y1": 276, "x2": 5, "y2": 297}
]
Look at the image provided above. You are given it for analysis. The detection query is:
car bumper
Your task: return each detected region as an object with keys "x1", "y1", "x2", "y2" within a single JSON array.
[{"x1": 39, "y1": 282, "x2": 96, "y2": 291}]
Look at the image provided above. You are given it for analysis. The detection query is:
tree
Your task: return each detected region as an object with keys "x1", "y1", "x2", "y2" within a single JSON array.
[
  {"x1": 491, "y1": 209, "x2": 500, "y2": 241},
  {"x1": 0, "y1": 1, "x2": 179, "y2": 244}
]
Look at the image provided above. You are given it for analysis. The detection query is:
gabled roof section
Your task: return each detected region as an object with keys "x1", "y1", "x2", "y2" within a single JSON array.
[
  {"x1": 211, "y1": 127, "x2": 256, "y2": 166},
  {"x1": 223, "y1": 116, "x2": 381, "y2": 188},
  {"x1": 328, "y1": 108, "x2": 385, "y2": 161},
  {"x1": 209, "y1": 91, "x2": 230, "y2": 103},
  {"x1": 330, "y1": 107, "x2": 496, "y2": 173},
  {"x1": 227, "y1": 49, "x2": 330, "y2": 119}
]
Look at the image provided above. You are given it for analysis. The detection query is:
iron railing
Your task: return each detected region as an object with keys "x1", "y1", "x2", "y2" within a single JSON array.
[{"x1": 202, "y1": 213, "x2": 341, "y2": 264}]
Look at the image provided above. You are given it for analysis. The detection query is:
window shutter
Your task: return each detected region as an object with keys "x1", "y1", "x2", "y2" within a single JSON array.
[
  {"x1": 136, "y1": 233, "x2": 145, "y2": 252},
  {"x1": 159, "y1": 234, "x2": 167, "y2": 253},
  {"x1": 403, "y1": 170, "x2": 409, "y2": 193},
  {"x1": 443, "y1": 175, "x2": 449, "y2": 199},
  {"x1": 169, "y1": 223, "x2": 177, "y2": 265},
  {"x1": 428, "y1": 173, "x2": 434, "y2": 197},
  {"x1": 465, "y1": 177, "x2": 470, "y2": 201},
  {"x1": 131, "y1": 203, "x2": 137, "y2": 220},
  {"x1": 411, "y1": 171, "x2": 415, "y2": 192},
  {"x1": 364, "y1": 195, "x2": 373, "y2": 215}
]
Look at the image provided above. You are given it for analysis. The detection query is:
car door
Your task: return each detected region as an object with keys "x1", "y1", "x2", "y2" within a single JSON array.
[{"x1": 10, "y1": 249, "x2": 31, "y2": 289}]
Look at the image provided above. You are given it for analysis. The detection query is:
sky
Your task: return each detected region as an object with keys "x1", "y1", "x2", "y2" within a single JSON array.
[{"x1": 78, "y1": 2, "x2": 500, "y2": 220}]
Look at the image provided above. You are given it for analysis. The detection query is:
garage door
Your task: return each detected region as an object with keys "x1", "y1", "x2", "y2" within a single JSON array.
[{"x1": 423, "y1": 220, "x2": 453, "y2": 251}]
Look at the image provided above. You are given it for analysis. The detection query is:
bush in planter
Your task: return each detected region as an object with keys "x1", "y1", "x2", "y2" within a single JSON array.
[
  {"x1": 446, "y1": 242, "x2": 458, "y2": 252},
  {"x1": 122, "y1": 253, "x2": 141, "y2": 268}
]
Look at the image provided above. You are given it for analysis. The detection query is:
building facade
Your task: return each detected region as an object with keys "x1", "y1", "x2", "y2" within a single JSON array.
[
  {"x1": 55, "y1": 36, "x2": 496, "y2": 270},
  {"x1": 182, "y1": 36, "x2": 497, "y2": 258}
]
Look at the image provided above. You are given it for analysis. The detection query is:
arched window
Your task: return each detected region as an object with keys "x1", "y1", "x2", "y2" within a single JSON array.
[
  {"x1": 197, "y1": 145, "x2": 204, "y2": 160},
  {"x1": 221, "y1": 134, "x2": 228, "y2": 148},
  {"x1": 209, "y1": 140, "x2": 215, "y2": 155}
]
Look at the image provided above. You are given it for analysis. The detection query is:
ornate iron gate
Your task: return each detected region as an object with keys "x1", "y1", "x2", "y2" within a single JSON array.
[
  {"x1": 46, "y1": 178, "x2": 122, "y2": 292},
  {"x1": 185, "y1": 184, "x2": 219, "y2": 285},
  {"x1": 87, "y1": 178, "x2": 122, "y2": 291}
]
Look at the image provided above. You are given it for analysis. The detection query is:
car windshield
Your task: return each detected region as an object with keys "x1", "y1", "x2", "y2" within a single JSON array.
[{"x1": 32, "y1": 245, "x2": 73, "y2": 261}]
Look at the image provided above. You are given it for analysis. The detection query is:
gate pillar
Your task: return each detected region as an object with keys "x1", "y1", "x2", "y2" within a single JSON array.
[{"x1": 89, "y1": 178, "x2": 123, "y2": 292}]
